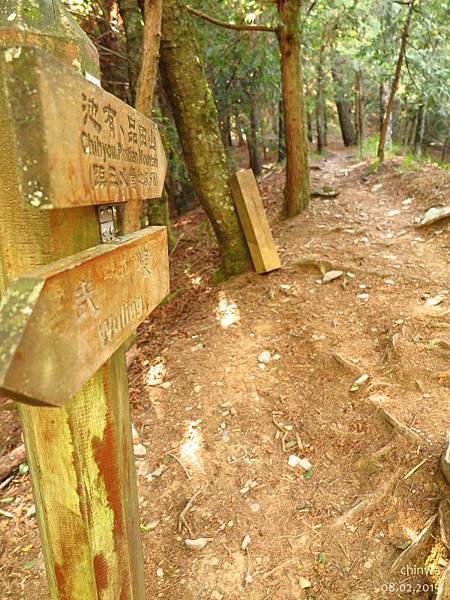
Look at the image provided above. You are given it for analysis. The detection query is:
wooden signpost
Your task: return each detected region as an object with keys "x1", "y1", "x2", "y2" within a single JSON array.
[
  {"x1": 230, "y1": 169, "x2": 281, "y2": 273},
  {"x1": 0, "y1": 227, "x2": 169, "y2": 407},
  {"x1": 0, "y1": 2, "x2": 169, "y2": 599},
  {"x1": 1, "y1": 46, "x2": 167, "y2": 208}
]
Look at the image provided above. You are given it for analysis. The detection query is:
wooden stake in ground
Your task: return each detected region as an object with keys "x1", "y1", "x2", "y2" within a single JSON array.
[
  {"x1": 230, "y1": 170, "x2": 281, "y2": 274},
  {"x1": 0, "y1": 2, "x2": 167, "y2": 598}
]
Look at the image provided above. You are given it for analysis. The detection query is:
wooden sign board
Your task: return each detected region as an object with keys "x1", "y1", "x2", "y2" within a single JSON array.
[
  {"x1": 0, "y1": 227, "x2": 169, "y2": 407},
  {"x1": 230, "y1": 169, "x2": 281, "y2": 273},
  {"x1": 0, "y1": 45, "x2": 167, "y2": 209}
]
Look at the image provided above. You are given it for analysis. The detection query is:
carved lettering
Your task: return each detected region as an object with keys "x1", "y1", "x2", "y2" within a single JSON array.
[{"x1": 97, "y1": 296, "x2": 148, "y2": 346}]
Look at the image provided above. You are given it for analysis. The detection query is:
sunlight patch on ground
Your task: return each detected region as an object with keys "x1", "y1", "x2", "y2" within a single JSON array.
[
  {"x1": 405, "y1": 526, "x2": 418, "y2": 540},
  {"x1": 145, "y1": 358, "x2": 166, "y2": 386},
  {"x1": 215, "y1": 291, "x2": 240, "y2": 328},
  {"x1": 180, "y1": 420, "x2": 204, "y2": 473},
  {"x1": 185, "y1": 270, "x2": 203, "y2": 286}
]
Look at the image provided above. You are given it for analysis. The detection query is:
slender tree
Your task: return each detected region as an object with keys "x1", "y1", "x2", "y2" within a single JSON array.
[
  {"x1": 117, "y1": 0, "x2": 144, "y2": 105},
  {"x1": 277, "y1": 0, "x2": 310, "y2": 215},
  {"x1": 160, "y1": 0, "x2": 252, "y2": 277},
  {"x1": 118, "y1": 0, "x2": 175, "y2": 245},
  {"x1": 187, "y1": 3, "x2": 310, "y2": 217},
  {"x1": 332, "y1": 57, "x2": 356, "y2": 147},
  {"x1": 135, "y1": 0, "x2": 162, "y2": 115},
  {"x1": 377, "y1": 0, "x2": 417, "y2": 162}
]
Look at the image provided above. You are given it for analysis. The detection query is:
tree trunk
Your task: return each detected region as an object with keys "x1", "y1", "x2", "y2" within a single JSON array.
[
  {"x1": 355, "y1": 69, "x2": 365, "y2": 157},
  {"x1": 315, "y1": 79, "x2": 326, "y2": 153},
  {"x1": 414, "y1": 101, "x2": 427, "y2": 158},
  {"x1": 119, "y1": 0, "x2": 175, "y2": 241},
  {"x1": 117, "y1": 0, "x2": 144, "y2": 106},
  {"x1": 247, "y1": 101, "x2": 263, "y2": 176},
  {"x1": 402, "y1": 114, "x2": 412, "y2": 148},
  {"x1": 160, "y1": 0, "x2": 252, "y2": 277},
  {"x1": 332, "y1": 63, "x2": 356, "y2": 146},
  {"x1": 408, "y1": 110, "x2": 419, "y2": 150},
  {"x1": 315, "y1": 37, "x2": 327, "y2": 154},
  {"x1": 278, "y1": 99, "x2": 286, "y2": 161},
  {"x1": 377, "y1": 0, "x2": 416, "y2": 162},
  {"x1": 0, "y1": 444, "x2": 26, "y2": 482},
  {"x1": 379, "y1": 82, "x2": 386, "y2": 132},
  {"x1": 235, "y1": 112, "x2": 246, "y2": 146},
  {"x1": 442, "y1": 137, "x2": 449, "y2": 162},
  {"x1": 220, "y1": 110, "x2": 233, "y2": 148},
  {"x1": 277, "y1": 0, "x2": 310, "y2": 217},
  {"x1": 306, "y1": 110, "x2": 314, "y2": 143},
  {"x1": 135, "y1": 0, "x2": 162, "y2": 116}
]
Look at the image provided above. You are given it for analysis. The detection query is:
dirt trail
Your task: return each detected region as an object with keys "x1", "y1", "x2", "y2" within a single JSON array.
[{"x1": 1, "y1": 148, "x2": 450, "y2": 599}]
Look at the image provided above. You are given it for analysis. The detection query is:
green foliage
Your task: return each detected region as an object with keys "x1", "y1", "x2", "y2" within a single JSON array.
[
  {"x1": 69, "y1": 0, "x2": 450, "y2": 179},
  {"x1": 362, "y1": 135, "x2": 401, "y2": 160}
]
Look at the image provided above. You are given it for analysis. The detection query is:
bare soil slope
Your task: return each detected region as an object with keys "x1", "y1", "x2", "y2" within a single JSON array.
[{"x1": 1, "y1": 148, "x2": 450, "y2": 600}]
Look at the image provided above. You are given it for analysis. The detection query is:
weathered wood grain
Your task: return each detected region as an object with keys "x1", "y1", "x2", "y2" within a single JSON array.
[
  {"x1": 0, "y1": 2, "x2": 148, "y2": 598},
  {"x1": 0, "y1": 227, "x2": 169, "y2": 407},
  {"x1": 230, "y1": 169, "x2": 281, "y2": 273},
  {"x1": 0, "y1": 45, "x2": 167, "y2": 209}
]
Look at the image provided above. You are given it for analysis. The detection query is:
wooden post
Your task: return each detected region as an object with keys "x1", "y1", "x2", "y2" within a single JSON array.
[
  {"x1": 230, "y1": 170, "x2": 281, "y2": 274},
  {"x1": 0, "y1": 2, "x2": 150, "y2": 598}
]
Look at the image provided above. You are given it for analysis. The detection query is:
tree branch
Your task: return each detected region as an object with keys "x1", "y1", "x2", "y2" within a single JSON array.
[
  {"x1": 136, "y1": 0, "x2": 163, "y2": 116},
  {"x1": 186, "y1": 6, "x2": 277, "y2": 33},
  {"x1": 307, "y1": 0, "x2": 318, "y2": 16}
]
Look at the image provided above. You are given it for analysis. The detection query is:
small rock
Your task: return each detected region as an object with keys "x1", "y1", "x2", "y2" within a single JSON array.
[
  {"x1": 439, "y1": 499, "x2": 450, "y2": 552},
  {"x1": 435, "y1": 563, "x2": 450, "y2": 599},
  {"x1": 288, "y1": 455, "x2": 312, "y2": 472},
  {"x1": 26, "y1": 504, "x2": 36, "y2": 519},
  {"x1": 441, "y1": 434, "x2": 450, "y2": 485},
  {"x1": 133, "y1": 443, "x2": 147, "y2": 457},
  {"x1": 241, "y1": 534, "x2": 251, "y2": 550},
  {"x1": 145, "y1": 362, "x2": 166, "y2": 386},
  {"x1": 427, "y1": 294, "x2": 446, "y2": 307},
  {"x1": 323, "y1": 270, "x2": 344, "y2": 284},
  {"x1": 350, "y1": 373, "x2": 369, "y2": 392},
  {"x1": 156, "y1": 568, "x2": 164, "y2": 578},
  {"x1": 363, "y1": 559, "x2": 373, "y2": 569},
  {"x1": 357, "y1": 293, "x2": 370, "y2": 301},
  {"x1": 390, "y1": 514, "x2": 437, "y2": 573},
  {"x1": 258, "y1": 351, "x2": 271, "y2": 364},
  {"x1": 299, "y1": 576, "x2": 311, "y2": 589},
  {"x1": 371, "y1": 183, "x2": 383, "y2": 193},
  {"x1": 148, "y1": 464, "x2": 167, "y2": 481},
  {"x1": 184, "y1": 537, "x2": 212, "y2": 550},
  {"x1": 419, "y1": 206, "x2": 450, "y2": 227},
  {"x1": 211, "y1": 592, "x2": 223, "y2": 600},
  {"x1": 192, "y1": 343, "x2": 204, "y2": 353},
  {"x1": 249, "y1": 502, "x2": 260, "y2": 513}
]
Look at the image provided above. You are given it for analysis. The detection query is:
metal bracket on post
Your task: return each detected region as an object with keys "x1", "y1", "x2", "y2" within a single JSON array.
[{"x1": 97, "y1": 205, "x2": 117, "y2": 242}]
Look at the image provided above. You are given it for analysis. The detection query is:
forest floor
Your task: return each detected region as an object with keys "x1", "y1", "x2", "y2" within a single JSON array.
[{"x1": 1, "y1": 145, "x2": 450, "y2": 599}]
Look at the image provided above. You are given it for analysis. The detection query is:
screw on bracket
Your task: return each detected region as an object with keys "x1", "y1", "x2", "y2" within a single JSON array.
[{"x1": 97, "y1": 205, "x2": 117, "y2": 242}]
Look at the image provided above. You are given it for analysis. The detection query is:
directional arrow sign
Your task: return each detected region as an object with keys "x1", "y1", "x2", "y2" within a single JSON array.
[
  {"x1": 0, "y1": 227, "x2": 169, "y2": 407},
  {"x1": 0, "y1": 46, "x2": 167, "y2": 208}
]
